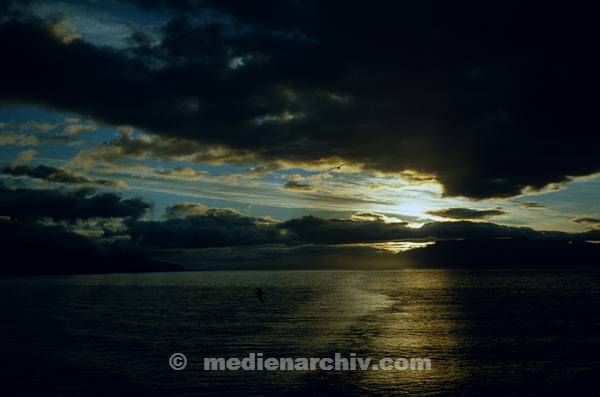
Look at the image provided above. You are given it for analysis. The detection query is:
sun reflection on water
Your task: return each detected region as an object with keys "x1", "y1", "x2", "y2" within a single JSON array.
[{"x1": 357, "y1": 270, "x2": 467, "y2": 393}]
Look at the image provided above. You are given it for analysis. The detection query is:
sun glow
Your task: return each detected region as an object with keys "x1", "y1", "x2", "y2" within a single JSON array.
[
  {"x1": 341, "y1": 241, "x2": 436, "y2": 254},
  {"x1": 392, "y1": 201, "x2": 431, "y2": 218}
]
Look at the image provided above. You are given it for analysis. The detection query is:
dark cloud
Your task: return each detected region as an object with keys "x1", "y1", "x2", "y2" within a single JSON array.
[
  {"x1": 416, "y1": 220, "x2": 568, "y2": 240},
  {"x1": 4, "y1": 164, "x2": 89, "y2": 183},
  {"x1": 75, "y1": 129, "x2": 257, "y2": 165},
  {"x1": 279, "y1": 216, "x2": 575, "y2": 244},
  {"x1": 128, "y1": 208, "x2": 282, "y2": 248},
  {"x1": 2, "y1": 165, "x2": 127, "y2": 188},
  {"x1": 520, "y1": 202, "x2": 546, "y2": 209},
  {"x1": 0, "y1": 2, "x2": 598, "y2": 198},
  {"x1": 283, "y1": 179, "x2": 314, "y2": 191},
  {"x1": 127, "y1": 206, "x2": 598, "y2": 249},
  {"x1": 573, "y1": 218, "x2": 600, "y2": 229},
  {"x1": 0, "y1": 0, "x2": 34, "y2": 15},
  {"x1": 0, "y1": 184, "x2": 150, "y2": 221},
  {"x1": 0, "y1": 1, "x2": 600, "y2": 198},
  {"x1": 427, "y1": 207, "x2": 506, "y2": 220},
  {"x1": 279, "y1": 216, "x2": 410, "y2": 244}
]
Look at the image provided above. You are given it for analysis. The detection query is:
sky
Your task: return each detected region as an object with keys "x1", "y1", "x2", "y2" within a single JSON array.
[{"x1": 0, "y1": 1, "x2": 599, "y2": 271}]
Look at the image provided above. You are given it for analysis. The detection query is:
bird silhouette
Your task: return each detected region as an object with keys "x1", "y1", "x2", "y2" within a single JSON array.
[{"x1": 326, "y1": 163, "x2": 345, "y2": 172}]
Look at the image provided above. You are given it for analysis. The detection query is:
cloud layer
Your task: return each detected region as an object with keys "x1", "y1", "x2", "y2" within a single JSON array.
[
  {"x1": 126, "y1": 210, "x2": 599, "y2": 249},
  {"x1": 1, "y1": 2, "x2": 598, "y2": 198},
  {"x1": 573, "y1": 218, "x2": 600, "y2": 229},
  {"x1": 427, "y1": 207, "x2": 506, "y2": 220},
  {"x1": 2, "y1": 165, "x2": 127, "y2": 188}
]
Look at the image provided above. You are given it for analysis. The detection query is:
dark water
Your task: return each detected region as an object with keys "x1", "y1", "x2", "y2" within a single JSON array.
[{"x1": 1, "y1": 270, "x2": 599, "y2": 396}]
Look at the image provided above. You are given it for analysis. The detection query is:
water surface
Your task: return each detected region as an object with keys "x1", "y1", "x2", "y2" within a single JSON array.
[{"x1": 1, "y1": 270, "x2": 599, "y2": 395}]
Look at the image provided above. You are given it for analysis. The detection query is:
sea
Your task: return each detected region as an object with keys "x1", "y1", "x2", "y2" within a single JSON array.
[{"x1": 1, "y1": 270, "x2": 599, "y2": 395}]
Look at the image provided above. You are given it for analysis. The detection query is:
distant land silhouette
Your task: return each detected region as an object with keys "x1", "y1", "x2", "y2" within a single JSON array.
[
  {"x1": 2, "y1": 219, "x2": 598, "y2": 275},
  {"x1": 400, "y1": 238, "x2": 600, "y2": 268},
  {"x1": 0, "y1": 221, "x2": 181, "y2": 276}
]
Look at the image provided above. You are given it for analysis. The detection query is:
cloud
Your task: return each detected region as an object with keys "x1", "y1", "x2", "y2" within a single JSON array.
[
  {"x1": 128, "y1": 208, "x2": 283, "y2": 248},
  {"x1": 62, "y1": 123, "x2": 97, "y2": 136},
  {"x1": 282, "y1": 217, "x2": 600, "y2": 244},
  {"x1": 11, "y1": 149, "x2": 36, "y2": 166},
  {"x1": 0, "y1": 132, "x2": 38, "y2": 146},
  {"x1": 278, "y1": 216, "x2": 411, "y2": 244},
  {"x1": 4, "y1": 164, "x2": 90, "y2": 183},
  {"x1": 350, "y1": 212, "x2": 403, "y2": 223},
  {"x1": 350, "y1": 212, "x2": 390, "y2": 222},
  {"x1": 520, "y1": 202, "x2": 546, "y2": 209},
  {"x1": 283, "y1": 175, "x2": 314, "y2": 191},
  {"x1": 19, "y1": 121, "x2": 58, "y2": 132},
  {"x1": 48, "y1": 18, "x2": 81, "y2": 44},
  {"x1": 0, "y1": 184, "x2": 149, "y2": 221},
  {"x1": 8, "y1": 119, "x2": 95, "y2": 137},
  {"x1": 165, "y1": 202, "x2": 209, "y2": 218},
  {"x1": 126, "y1": 205, "x2": 597, "y2": 249},
  {"x1": 0, "y1": 5, "x2": 597, "y2": 198},
  {"x1": 155, "y1": 167, "x2": 208, "y2": 180},
  {"x1": 426, "y1": 207, "x2": 506, "y2": 220},
  {"x1": 94, "y1": 179, "x2": 129, "y2": 189},
  {"x1": 573, "y1": 217, "x2": 600, "y2": 229},
  {"x1": 2, "y1": 164, "x2": 128, "y2": 188},
  {"x1": 74, "y1": 130, "x2": 257, "y2": 165}
]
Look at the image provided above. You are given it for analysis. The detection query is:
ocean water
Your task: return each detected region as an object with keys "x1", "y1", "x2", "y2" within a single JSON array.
[{"x1": 1, "y1": 270, "x2": 599, "y2": 396}]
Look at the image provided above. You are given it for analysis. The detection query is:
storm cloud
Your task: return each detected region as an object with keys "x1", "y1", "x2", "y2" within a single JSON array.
[{"x1": 1, "y1": 1, "x2": 598, "y2": 198}]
